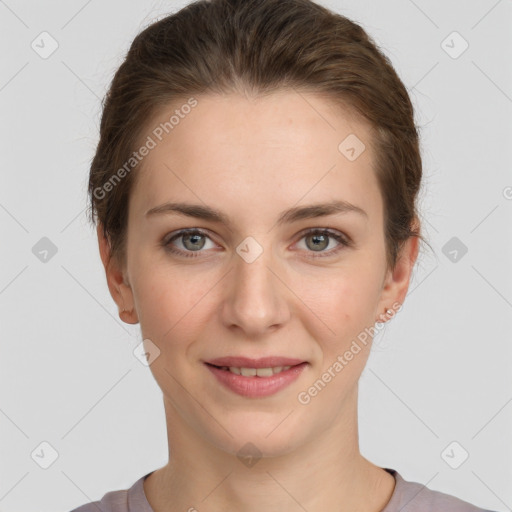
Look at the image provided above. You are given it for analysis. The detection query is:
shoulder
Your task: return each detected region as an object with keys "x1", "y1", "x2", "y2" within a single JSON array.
[
  {"x1": 384, "y1": 469, "x2": 497, "y2": 512},
  {"x1": 68, "y1": 473, "x2": 151, "y2": 512},
  {"x1": 68, "y1": 489, "x2": 128, "y2": 512}
]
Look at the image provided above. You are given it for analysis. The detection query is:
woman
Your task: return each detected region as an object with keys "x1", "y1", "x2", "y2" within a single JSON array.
[{"x1": 71, "y1": 0, "x2": 497, "y2": 510}]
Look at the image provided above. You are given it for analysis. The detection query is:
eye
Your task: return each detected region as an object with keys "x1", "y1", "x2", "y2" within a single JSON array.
[
  {"x1": 295, "y1": 228, "x2": 352, "y2": 257},
  {"x1": 162, "y1": 229, "x2": 217, "y2": 258},
  {"x1": 161, "y1": 227, "x2": 352, "y2": 259}
]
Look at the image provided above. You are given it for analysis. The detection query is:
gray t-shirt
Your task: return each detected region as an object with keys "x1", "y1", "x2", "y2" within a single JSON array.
[{"x1": 69, "y1": 468, "x2": 496, "y2": 512}]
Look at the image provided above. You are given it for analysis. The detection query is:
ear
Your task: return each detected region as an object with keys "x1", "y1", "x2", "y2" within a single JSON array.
[
  {"x1": 97, "y1": 223, "x2": 139, "y2": 325},
  {"x1": 376, "y1": 229, "x2": 420, "y2": 323}
]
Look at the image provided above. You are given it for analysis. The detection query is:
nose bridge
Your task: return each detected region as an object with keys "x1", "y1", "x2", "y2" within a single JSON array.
[{"x1": 221, "y1": 236, "x2": 289, "y2": 334}]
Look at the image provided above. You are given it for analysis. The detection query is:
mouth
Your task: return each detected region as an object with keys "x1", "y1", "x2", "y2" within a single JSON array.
[
  {"x1": 205, "y1": 355, "x2": 306, "y2": 369},
  {"x1": 205, "y1": 362, "x2": 303, "y2": 377},
  {"x1": 204, "y1": 359, "x2": 309, "y2": 398}
]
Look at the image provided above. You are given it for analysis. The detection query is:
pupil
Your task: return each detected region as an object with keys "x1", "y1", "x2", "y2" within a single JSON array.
[
  {"x1": 309, "y1": 234, "x2": 327, "y2": 251},
  {"x1": 185, "y1": 233, "x2": 204, "y2": 250}
]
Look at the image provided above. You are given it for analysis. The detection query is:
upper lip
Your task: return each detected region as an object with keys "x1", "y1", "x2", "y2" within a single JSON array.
[{"x1": 205, "y1": 356, "x2": 306, "y2": 368}]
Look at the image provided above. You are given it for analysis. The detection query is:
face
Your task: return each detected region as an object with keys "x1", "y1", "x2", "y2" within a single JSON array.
[{"x1": 99, "y1": 90, "x2": 417, "y2": 458}]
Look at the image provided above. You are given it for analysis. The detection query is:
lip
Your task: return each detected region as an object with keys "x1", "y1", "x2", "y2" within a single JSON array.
[
  {"x1": 205, "y1": 361, "x2": 308, "y2": 398},
  {"x1": 205, "y1": 356, "x2": 306, "y2": 369}
]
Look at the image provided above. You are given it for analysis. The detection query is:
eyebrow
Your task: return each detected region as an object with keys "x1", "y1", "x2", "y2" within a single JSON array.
[{"x1": 145, "y1": 200, "x2": 367, "y2": 227}]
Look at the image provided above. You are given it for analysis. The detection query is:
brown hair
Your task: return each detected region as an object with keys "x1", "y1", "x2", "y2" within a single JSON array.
[{"x1": 87, "y1": 0, "x2": 428, "y2": 271}]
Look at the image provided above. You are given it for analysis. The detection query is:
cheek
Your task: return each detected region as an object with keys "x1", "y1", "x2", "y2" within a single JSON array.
[
  {"x1": 296, "y1": 266, "x2": 380, "y2": 340},
  {"x1": 304, "y1": 274, "x2": 377, "y2": 397},
  {"x1": 132, "y1": 270, "x2": 209, "y2": 386},
  {"x1": 131, "y1": 261, "x2": 217, "y2": 345}
]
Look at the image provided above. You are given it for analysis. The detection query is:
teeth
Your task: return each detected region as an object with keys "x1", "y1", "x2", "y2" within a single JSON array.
[{"x1": 219, "y1": 365, "x2": 292, "y2": 376}]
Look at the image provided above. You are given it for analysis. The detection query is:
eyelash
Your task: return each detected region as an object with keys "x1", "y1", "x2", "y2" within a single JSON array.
[{"x1": 161, "y1": 228, "x2": 352, "y2": 259}]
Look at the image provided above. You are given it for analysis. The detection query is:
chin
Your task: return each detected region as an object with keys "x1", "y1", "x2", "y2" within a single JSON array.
[{"x1": 204, "y1": 416, "x2": 306, "y2": 461}]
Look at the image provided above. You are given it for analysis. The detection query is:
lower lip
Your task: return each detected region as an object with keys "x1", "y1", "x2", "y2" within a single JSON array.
[{"x1": 205, "y1": 362, "x2": 308, "y2": 398}]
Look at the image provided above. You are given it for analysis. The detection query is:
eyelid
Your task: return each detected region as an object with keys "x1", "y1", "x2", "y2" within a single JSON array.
[{"x1": 295, "y1": 226, "x2": 351, "y2": 244}]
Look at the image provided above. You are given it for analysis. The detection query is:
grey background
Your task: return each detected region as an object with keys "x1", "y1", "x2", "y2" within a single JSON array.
[{"x1": 0, "y1": 1, "x2": 511, "y2": 511}]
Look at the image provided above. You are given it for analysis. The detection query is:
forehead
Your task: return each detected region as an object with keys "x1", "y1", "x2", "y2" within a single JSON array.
[{"x1": 130, "y1": 90, "x2": 381, "y2": 225}]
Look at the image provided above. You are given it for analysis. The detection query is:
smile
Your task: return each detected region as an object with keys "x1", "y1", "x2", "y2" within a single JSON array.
[
  {"x1": 205, "y1": 362, "x2": 308, "y2": 398},
  {"x1": 215, "y1": 365, "x2": 292, "y2": 376}
]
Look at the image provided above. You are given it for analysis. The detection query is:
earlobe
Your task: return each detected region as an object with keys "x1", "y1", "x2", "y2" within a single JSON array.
[
  {"x1": 96, "y1": 223, "x2": 139, "y2": 325},
  {"x1": 119, "y1": 307, "x2": 139, "y2": 324}
]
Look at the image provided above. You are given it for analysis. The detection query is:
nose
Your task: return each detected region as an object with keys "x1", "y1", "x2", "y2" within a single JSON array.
[{"x1": 220, "y1": 243, "x2": 291, "y2": 337}]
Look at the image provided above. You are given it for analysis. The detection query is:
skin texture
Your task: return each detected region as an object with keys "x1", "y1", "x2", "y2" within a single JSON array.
[{"x1": 98, "y1": 90, "x2": 419, "y2": 512}]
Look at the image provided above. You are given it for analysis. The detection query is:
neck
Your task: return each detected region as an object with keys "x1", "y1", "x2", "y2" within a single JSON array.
[{"x1": 144, "y1": 389, "x2": 395, "y2": 512}]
